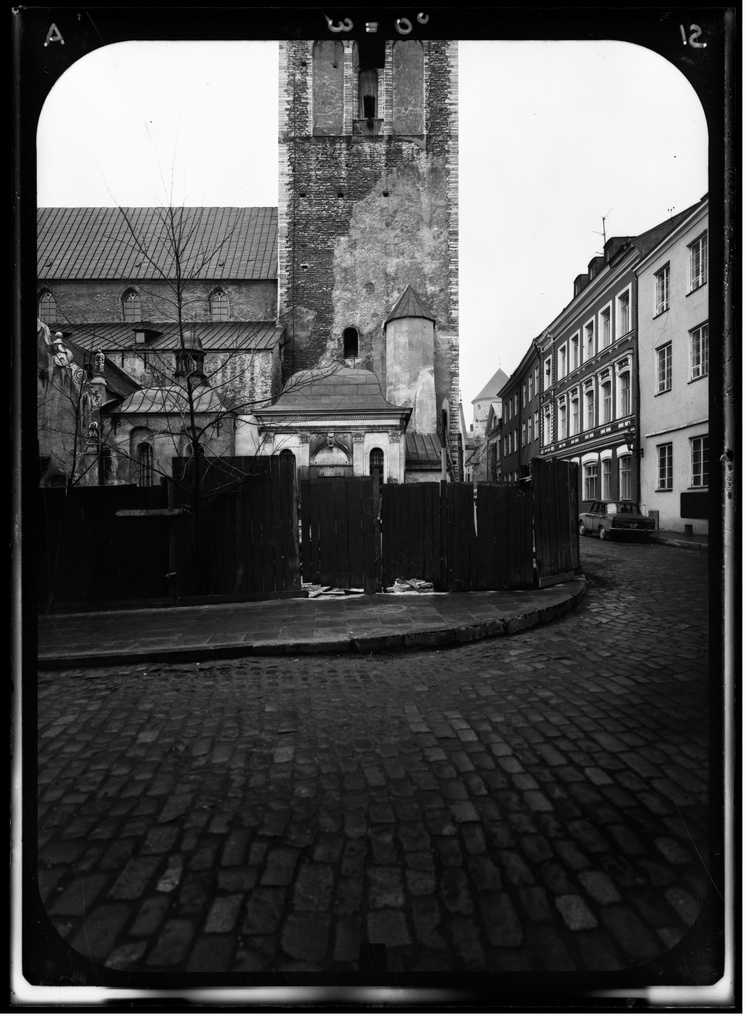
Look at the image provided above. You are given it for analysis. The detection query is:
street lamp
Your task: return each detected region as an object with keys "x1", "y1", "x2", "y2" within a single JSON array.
[{"x1": 623, "y1": 430, "x2": 644, "y2": 458}]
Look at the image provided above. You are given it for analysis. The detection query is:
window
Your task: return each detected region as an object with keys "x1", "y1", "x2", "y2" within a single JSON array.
[
  {"x1": 557, "y1": 402, "x2": 567, "y2": 440},
  {"x1": 558, "y1": 345, "x2": 567, "y2": 379},
  {"x1": 583, "y1": 322, "x2": 594, "y2": 362},
  {"x1": 122, "y1": 288, "x2": 142, "y2": 322},
  {"x1": 691, "y1": 436, "x2": 709, "y2": 487},
  {"x1": 522, "y1": 383, "x2": 527, "y2": 407},
  {"x1": 521, "y1": 422, "x2": 527, "y2": 447},
  {"x1": 689, "y1": 232, "x2": 708, "y2": 290},
  {"x1": 528, "y1": 375, "x2": 533, "y2": 401},
  {"x1": 601, "y1": 459, "x2": 612, "y2": 500},
  {"x1": 584, "y1": 387, "x2": 595, "y2": 430},
  {"x1": 544, "y1": 357, "x2": 552, "y2": 390},
  {"x1": 570, "y1": 395, "x2": 579, "y2": 435},
  {"x1": 619, "y1": 455, "x2": 632, "y2": 499},
  {"x1": 527, "y1": 417, "x2": 533, "y2": 443},
  {"x1": 618, "y1": 371, "x2": 631, "y2": 416},
  {"x1": 369, "y1": 447, "x2": 384, "y2": 480},
  {"x1": 601, "y1": 380, "x2": 612, "y2": 423},
  {"x1": 534, "y1": 411, "x2": 540, "y2": 443},
  {"x1": 600, "y1": 307, "x2": 611, "y2": 350},
  {"x1": 690, "y1": 323, "x2": 709, "y2": 380},
  {"x1": 343, "y1": 327, "x2": 359, "y2": 358},
  {"x1": 656, "y1": 342, "x2": 672, "y2": 393},
  {"x1": 570, "y1": 334, "x2": 580, "y2": 370},
  {"x1": 657, "y1": 443, "x2": 673, "y2": 490},
  {"x1": 616, "y1": 290, "x2": 630, "y2": 337},
  {"x1": 209, "y1": 288, "x2": 230, "y2": 321},
  {"x1": 534, "y1": 368, "x2": 539, "y2": 395},
  {"x1": 359, "y1": 68, "x2": 379, "y2": 119},
  {"x1": 38, "y1": 289, "x2": 57, "y2": 321},
  {"x1": 136, "y1": 442, "x2": 154, "y2": 487},
  {"x1": 654, "y1": 265, "x2": 670, "y2": 316},
  {"x1": 543, "y1": 408, "x2": 551, "y2": 444},
  {"x1": 513, "y1": 429, "x2": 518, "y2": 452},
  {"x1": 583, "y1": 463, "x2": 599, "y2": 501}
]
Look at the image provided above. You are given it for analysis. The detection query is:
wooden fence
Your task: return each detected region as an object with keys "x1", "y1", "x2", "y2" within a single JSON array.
[
  {"x1": 37, "y1": 457, "x2": 579, "y2": 609},
  {"x1": 37, "y1": 457, "x2": 302, "y2": 611}
]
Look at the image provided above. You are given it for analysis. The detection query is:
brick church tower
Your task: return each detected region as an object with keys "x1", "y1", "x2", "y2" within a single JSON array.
[{"x1": 277, "y1": 35, "x2": 461, "y2": 476}]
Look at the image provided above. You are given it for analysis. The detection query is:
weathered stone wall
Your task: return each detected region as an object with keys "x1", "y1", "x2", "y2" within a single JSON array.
[
  {"x1": 278, "y1": 38, "x2": 460, "y2": 473},
  {"x1": 36, "y1": 279, "x2": 277, "y2": 325}
]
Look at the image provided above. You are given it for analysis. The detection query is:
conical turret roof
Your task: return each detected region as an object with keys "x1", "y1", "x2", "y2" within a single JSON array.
[{"x1": 384, "y1": 285, "x2": 436, "y2": 326}]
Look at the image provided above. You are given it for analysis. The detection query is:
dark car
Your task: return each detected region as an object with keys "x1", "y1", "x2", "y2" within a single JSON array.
[{"x1": 579, "y1": 501, "x2": 657, "y2": 541}]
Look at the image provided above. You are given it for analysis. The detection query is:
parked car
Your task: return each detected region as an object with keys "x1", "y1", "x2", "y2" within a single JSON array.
[{"x1": 579, "y1": 501, "x2": 657, "y2": 541}]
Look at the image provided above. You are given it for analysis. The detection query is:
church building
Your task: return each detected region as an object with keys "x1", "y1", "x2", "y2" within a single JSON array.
[
  {"x1": 272, "y1": 36, "x2": 460, "y2": 481},
  {"x1": 36, "y1": 36, "x2": 462, "y2": 487}
]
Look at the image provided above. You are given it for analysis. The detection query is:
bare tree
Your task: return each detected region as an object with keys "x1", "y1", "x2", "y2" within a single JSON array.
[{"x1": 38, "y1": 203, "x2": 338, "y2": 598}]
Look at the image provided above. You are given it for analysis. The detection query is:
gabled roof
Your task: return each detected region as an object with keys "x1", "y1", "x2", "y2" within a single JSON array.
[
  {"x1": 49, "y1": 321, "x2": 283, "y2": 352},
  {"x1": 262, "y1": 365, "x2": 410, "y2": 417},
  {"x1": 37, "y1": 207, "x2": 277, "y2": 281},
  {"x1": 472, "y1": 367, "x2": 509, "y2": 404},
  {"x1": 384, "y1": 285, "x2": 436, "y2": 326}
]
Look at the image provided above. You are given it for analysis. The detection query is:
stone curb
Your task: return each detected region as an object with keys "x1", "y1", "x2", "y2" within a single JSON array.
[{"x1": 37, "y1": 579, "x2": 587, "y2": 669}]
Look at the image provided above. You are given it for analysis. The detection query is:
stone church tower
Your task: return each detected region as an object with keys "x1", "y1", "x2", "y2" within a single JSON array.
[{"x1": 277, "y1": 35, "x2": 461, "y2": 475}]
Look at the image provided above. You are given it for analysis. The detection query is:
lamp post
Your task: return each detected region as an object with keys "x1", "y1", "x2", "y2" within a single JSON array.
[{"x1": 623, "y1": 429, "x2": 643, "y2": 458}]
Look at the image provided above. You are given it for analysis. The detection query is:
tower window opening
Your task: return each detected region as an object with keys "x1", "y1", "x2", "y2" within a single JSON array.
[{"x1": 343, "y1": 327, "x2": 359, "y2": 359}]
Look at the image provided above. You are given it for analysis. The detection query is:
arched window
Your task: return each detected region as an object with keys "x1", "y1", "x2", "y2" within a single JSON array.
[
  {"x1": 343, "y1": 327, "x2": 359, "y2": 359},
  {"x1": 136, "y1": 442, "x2": 153, "y2": 487},
  {"x1": 209, "y1": 288, "x2": 230, "y2": 321},
  {"x1": 185, "y1": 440, "x2": 204, "y2": 460},
  {"x1": 369, "y1": 447, "x2": 384, "y2": 481},
  {"x1": 38, "y1": 289, "x2": 57, "y2": 322},
  {"x1": 122, "y1": 288, "x2": 142, "y2": 322}
]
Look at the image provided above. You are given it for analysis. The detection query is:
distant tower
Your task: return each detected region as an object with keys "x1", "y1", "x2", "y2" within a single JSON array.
[{"x1": 278, "y1": 34, "x2": 460, "y2": 473}]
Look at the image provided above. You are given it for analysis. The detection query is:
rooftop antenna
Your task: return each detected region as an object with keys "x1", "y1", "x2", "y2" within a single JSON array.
[{"x1": 592, "y1": 210, "x2": 611, "y2": 255}]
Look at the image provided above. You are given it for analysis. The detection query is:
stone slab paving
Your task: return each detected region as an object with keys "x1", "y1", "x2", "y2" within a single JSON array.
[
  {"x1": 37, "y1": 584, "x2": 586, "y2": 666},
  {"x1": 33, "y1": 538, "x2": 718, "y2": 981}
]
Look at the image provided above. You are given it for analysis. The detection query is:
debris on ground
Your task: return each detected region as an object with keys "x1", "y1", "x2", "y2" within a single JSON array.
[
  {"x1": 302, "y1": 584, "x2": 366, "y2": 599},
  {"x1": 385, "y1": 578, "x2": 434, "y2": 594}
]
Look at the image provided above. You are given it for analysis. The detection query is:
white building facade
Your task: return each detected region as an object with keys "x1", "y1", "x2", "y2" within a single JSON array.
[{"x1": 637, "y1": 197, "x2": 709, "y2": 534}]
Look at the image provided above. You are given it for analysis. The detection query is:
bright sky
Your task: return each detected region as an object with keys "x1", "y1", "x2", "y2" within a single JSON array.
[{"x1": 36, "y1": 39, "x2": 708, "y2": 415}]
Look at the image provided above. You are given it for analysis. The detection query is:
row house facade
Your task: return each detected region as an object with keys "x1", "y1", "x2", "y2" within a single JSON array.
[
  {"x1": 534, "y1": 204, "x2": 700, "y2": 510},
  {"x1": 496, "y1": 344, "x2": 541, "y2": 481},
  {"x1": 636, "y1": 196, "x2": 709, "y2": 533}
]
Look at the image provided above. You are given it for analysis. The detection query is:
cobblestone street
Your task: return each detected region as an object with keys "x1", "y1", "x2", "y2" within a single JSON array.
[{"x1": 34, "y1": 538, "x2": 717, "y2": 982}]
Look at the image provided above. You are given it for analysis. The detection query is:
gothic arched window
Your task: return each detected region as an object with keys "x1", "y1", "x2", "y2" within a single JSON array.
[
  {"x1": 209, "y1": 288, "x2": 230, "y2": 321},
  {"x1": 122, "y1": 288, "x2": 142, "y2": 322},
  {"x1": 38, "y1": 289, "x2": 57, "y2": 322},
  {"x1": 343, "y1": 327, "x2": 359, "y2": 359}
]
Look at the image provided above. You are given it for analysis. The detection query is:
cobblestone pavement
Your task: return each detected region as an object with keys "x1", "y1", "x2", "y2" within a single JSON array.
[{"x1": 35, "y1": 538, "x2": 716, "y2": 979}]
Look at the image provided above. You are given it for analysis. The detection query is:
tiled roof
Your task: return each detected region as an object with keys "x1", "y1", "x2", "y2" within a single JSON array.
[
  {"x1": 473, "y1": 368, "x2": 509, "y2": 403},
  {"x1": 405, "y1": 432, "x2": 442, "y2": 466},
  {"x1": 113, "y1": 385, "x2": 228, "y2": 417},
  {"x1": 263, "y1": 365, "x2": 409, "y2": 416},
  {"x1": 385, "y1": 285, "x2": 436, "y2": 325},
  {"x1": 48, "y1": 322, "x2": 283, "y2": 352},
  {"x1": 37, "y1": 207, "x2": 277, "y2": 281}
]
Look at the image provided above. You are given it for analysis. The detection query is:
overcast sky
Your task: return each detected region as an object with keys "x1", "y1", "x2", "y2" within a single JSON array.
[{"x1": 36, "y1": 39, "x2": 708, "y2": 415}]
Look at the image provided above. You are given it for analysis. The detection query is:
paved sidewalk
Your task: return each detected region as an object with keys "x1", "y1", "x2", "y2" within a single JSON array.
[
  {"x1": 37, "y1": 579, "x2": 587, "y2": 669},
  {"x1": 651, "y1": 530, "x2": 709, "y2": 552}
]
